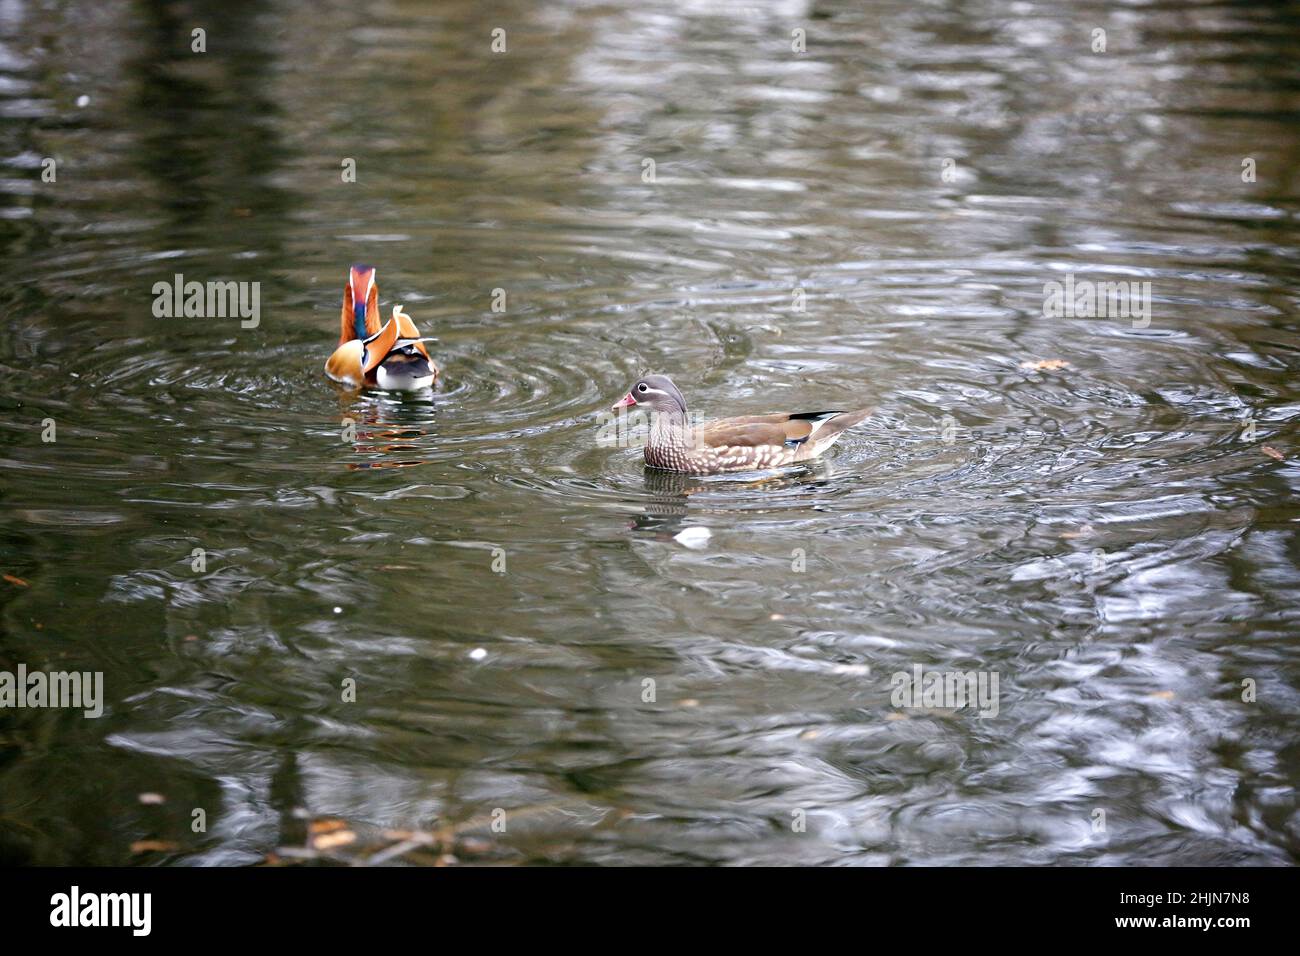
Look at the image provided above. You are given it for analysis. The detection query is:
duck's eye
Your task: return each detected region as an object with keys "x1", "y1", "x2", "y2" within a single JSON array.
[{"x1": 637, "y1": 383, "x2": 648, "y2": 393}]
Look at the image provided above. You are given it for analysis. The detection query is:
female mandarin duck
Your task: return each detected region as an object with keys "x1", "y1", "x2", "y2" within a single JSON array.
[
  {"x1": 325, "y1": 265, "x2": 438, "y2": 390},
  {"x1": 612, "y1": 374, "x2": 872, "y2": 475}
]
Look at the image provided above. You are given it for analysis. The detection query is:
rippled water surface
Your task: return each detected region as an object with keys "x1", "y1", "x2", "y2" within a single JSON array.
[{"x1": 2, "y1": 0, "x2": 1299, "y2": 865}]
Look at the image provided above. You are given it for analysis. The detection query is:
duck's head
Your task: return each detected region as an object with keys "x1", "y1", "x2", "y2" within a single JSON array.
[
  {"x1": 339, "y1": 264, "x2": 380, "y2": 344},
  {"x1": 613, "y1": 374, "x2": 687, "y2": 414}
]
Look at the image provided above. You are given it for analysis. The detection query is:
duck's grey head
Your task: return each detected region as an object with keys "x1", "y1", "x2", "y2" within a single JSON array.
[{"x1": 612, "y1": 374, "x2": 687, "y2": 414}]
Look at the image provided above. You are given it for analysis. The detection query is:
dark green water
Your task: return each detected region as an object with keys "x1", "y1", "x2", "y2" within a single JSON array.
[{"x1": 1, "y1": 0, "x2": 1299, "y2": 865}]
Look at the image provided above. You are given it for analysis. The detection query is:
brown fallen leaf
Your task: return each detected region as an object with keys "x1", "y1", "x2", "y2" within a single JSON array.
[
  {"x1": 1148, "y1": 690, "x2": 1175, "y2": 700},
  {"x1": 1262, "y1": 445, "x2": 1285, "y2": 461},
  {"x1": 312, "y1": 830, "x2": 357, "y2": 851},
  {"x1": 3, "y1": 573, "x2": 29, "y2": 588},
  {"x1": 1060, "y1": 524, "x2": 1096, "y2": 540},
  {"x1": 308, "y1": 818, "x2": 356, "y2": 851},
  {"x1": 1020, "y1": 359, "x2": 1071, "y2": 371},
  {"x1": 885, "y1": 712, "x2": 910, "y2": 721},
  {"x1": 130, "y1": 840, "x2": 179, "y2": 854},
  {"x1": 308, "y1": 818, "x2": 349, "y2": 835},
  {"x1": 138, "y1": 792, "x2": 166, "y2": 805}
]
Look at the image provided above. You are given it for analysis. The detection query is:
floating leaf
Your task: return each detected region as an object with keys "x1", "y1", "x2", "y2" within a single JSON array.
[
  {"x1": 1262, "y1": 445, "x2": 1285, "y2": 460},
  {"x1": 1019, "y1": 359, "x2": 1071, "y2": 371},
  {"x1": 674, "y1": 527, "x2": 711, "y2": 549},
  {"x1": 3, "y1": 573, "x2": 29, "y2": 588},
  {"x1": 130, "y1": 840, "x2": 179, "y2": 854},
  {"x1": 308, "y1": 818, "x2": 356, "y2": 851},
  {"x1": 312, "y1": 830, "x2": 356, "y2": 851},
  {"x1": 308, "y1": 818, "x2": 349, "y2": 835},
  {"x1": 138, "y1": 792, "x2": 166, "y2": 805}
]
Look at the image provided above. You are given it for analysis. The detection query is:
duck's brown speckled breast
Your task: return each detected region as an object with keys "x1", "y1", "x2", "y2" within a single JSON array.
[
  {"x1": 644, "y1": 443, "x2": 692, "y2": 472},
  {"x1": 645, "y1": 442, "x2": 796, "y2": 474}
]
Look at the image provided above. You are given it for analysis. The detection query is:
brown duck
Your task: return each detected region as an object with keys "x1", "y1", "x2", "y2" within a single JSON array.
[{"x1": 612, "y1": 374, "x2": 872, "y2": 475}]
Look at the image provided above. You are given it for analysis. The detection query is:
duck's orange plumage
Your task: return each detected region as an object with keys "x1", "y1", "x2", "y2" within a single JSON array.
[{"x1": 325, "y1": 265, "x2": 438, "y2": 390}]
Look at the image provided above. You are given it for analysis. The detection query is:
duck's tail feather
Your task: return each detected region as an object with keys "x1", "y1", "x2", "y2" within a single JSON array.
[
  {"x1": 803, "y1": 406, "x2": 874, "y2": 456},
  {"x1": 360, "y1": 317, "x2": 401, "y2": 374}
]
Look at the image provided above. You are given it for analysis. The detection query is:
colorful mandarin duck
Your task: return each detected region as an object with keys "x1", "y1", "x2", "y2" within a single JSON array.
[
  {"x1": 611, "y1": 374, "x2": 872, "y2": 475},
  {"x1": 325, "y1": 265, "x2": 438, "y2": 390}
]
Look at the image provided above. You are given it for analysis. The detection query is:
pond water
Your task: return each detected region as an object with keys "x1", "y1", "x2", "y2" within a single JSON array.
[{"x1": 1, "y1": 0, "x2": 1298, "y2": 865}]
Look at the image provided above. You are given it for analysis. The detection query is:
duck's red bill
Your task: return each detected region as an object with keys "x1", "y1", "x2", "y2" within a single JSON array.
[{"x1": 612, "y1": 392, "x2": 637, "y2": 410}]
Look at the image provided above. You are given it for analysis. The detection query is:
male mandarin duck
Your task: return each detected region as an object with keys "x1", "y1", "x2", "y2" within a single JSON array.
[
  {"x1": 612, "y1": 374, "x2": 872, "y2": 475},
  {"x1": 325, "y1": 265, "x2": 438, "y2": 390}
]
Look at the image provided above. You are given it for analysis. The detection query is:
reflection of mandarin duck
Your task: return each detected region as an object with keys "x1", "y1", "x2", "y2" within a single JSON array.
[
  {"x1": 325, "y1": 265, "x2": 438, "y2": 390},
  {"x1": 332, "y1": 389, "x2": 431, "y2": 471},
  {"x1": 612, "y1": 374, "x2": 872, "y2": 475}
]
